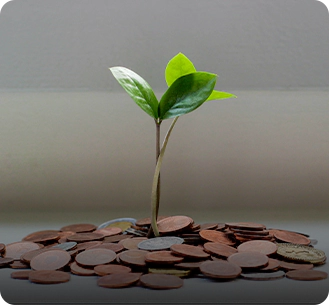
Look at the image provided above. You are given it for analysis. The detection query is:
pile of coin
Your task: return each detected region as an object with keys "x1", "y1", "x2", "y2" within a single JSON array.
[{"x1": 0, "y1": 215, "x2": 327, "y2": 289}]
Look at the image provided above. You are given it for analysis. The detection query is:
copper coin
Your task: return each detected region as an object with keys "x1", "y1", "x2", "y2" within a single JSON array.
[
  {"x1": 0, "y1": 243, "x2": 5, "y2": 253},
  {"x1": 30, "y1": 249, "x2": 71, "y2": 271},
  {"x1": 135, "y1": 216, "x2": 169, "y2": 227},
  {"x1": 137, "y1": 236, "x2": 184, "y2": 251},
  {"x1": 241, "y1": 270, "x2": 285, "y2": 281},
  {"x1": 200, "y1": 260, "x2": 242, "y2": 279},
  {"x1": 145, "y1": 251, "x2": 184, "y2": 264},
  {"x1": 274, "y1": 230, "x2": 311, "y2": 245},
  {"x1": 140, "y1": 273, "x2": 183, "y2": 289},
  {"x1": 170, "y1": 244, "x2": 210, "y2": 259},
  {"x1": 0, "y1": 257, "x2": 14, "y2": 267},
  {"x1": 29, "y1": 270, "x2": 70, "y2": 284},
  {"x1": 234, "y1": 233, "x2": 274, "y2": 241},
  {"x1": 4, "y1": 241, "x2": 40, "y2": 260},
  {"x1": 75, "y1": 248, "x2": 116, "y2": 267},
  {"x1": 227, "y1": 252, "x2": 269, "y2": 269},
  {"x1": 94, "y1": 227, "x2": 122, "y2": 237},
  {"x1": 94, "y1": 264, "x2": 131, "y2": 276},
  {"x1": 60, "y1": 223, "x2": 97, "y2": 233},
  {"x1": 231, "y1": 228, "x2": 269, "y2": 236},
  {"x1": 88, "y1": 242, "x2": 124, "y2": 253},
  {"x1": 237, "y1": 240, "x2": 278, "y2": 256},
  {"x1": 67, "y1": 232, "x2": 104, "y2": 243},
  {"x1": 118, "y1": 249, "x2": 148, "y2": 267},
  {"x1": 279, "y1": 261, "x2": 314, "y2": 271},
  {"x1": 10, "y1": 260, "x2": 30, "y2": 269},
  {"x1": 226, "y1": 222, "x2": 266, "y2": 231},
  {"x1": 203, "y1": 242, "x2": 238, "y2": 258},
  {"x1": 174, "y1": 261, "x2": 203, "y2": 270},
  {"x1": 260, "y1": 258, "x2": 280, "y2": 271},
  {"x1": 199, "y1": 223, "x2": 219, "y2": 231},
  {"x1": 286, "y1": 270, "x2": 328, "y2": 281},
  {"x1": 199, "y1": 230, "x2": 235, "y2": 246},
  {"x1": 157, "y1": 216, "x2": 193, "y2": 234},
  {"x1": 52, "y1": 242, "x2": 77, "y2": 251},
  {"x1": 22, "y1": 230, "x2": 60, "y2": 243},
  {"x1": 11, "y1": 270, "x2": 32, "y2": 280},
  {"x1": 75, "y1": 241, "x2": 103, "y2": 252},
  {"x1": 20, "y1": 248, "x2": 54, "y2": 263},
  {"x1": 97, "y1": 272, "x2": 141, "y2": 288},
  {"x1": 103, "y1": 234, "x2": 132, "y2": 243},
  {"x1": 70, "y1": 261, "x2": 95, "y2": 276},
  {"x1": 119, "y1": 237, "x2": 147, "y2": 250}
]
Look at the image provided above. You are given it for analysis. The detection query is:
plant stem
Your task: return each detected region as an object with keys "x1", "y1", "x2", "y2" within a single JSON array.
[
  {"x1": 151, "y1": 117, "x2": 179, "y2": 237},
  {"x1": 155, "y1": 120, "x2": 161, "y2": 219}
]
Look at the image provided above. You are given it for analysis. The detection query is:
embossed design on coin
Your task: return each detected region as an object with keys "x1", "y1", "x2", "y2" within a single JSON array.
[{"x1": 138, "y1": 236, "x2": 184, "y2": 251}]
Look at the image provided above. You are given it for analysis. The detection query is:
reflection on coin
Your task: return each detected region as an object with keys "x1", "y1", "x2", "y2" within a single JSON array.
[
  {"x1": 60, "y1": 223, "x2": 97, "y2": 233},
  {"x1": 140, "y1": 273, "x2": 184, "y2": 289},
  {"x1": 241, "y1": 270, "x2": 285, "y2": 280},
  {"x1": 75, "y1": 249, "x2": 116, "y2": 267},
  {"x1": 138, "y1": 236, "x2": 184, "y2": 251},
  {"x1": 227, "y1": 252, "x2": 269, "y2": 269},
  {"x1": 276, "y1": 243, "x2": 326, "y2": 264},
  {"x1": 97, "y1": 272, "x2": 141, "y2": 288},
  {"x1": 30, "y1": 249, "x2": 71, "y2": 271},
  {"x1": 157, "y1": 216, "x2": 193, "y2": 234},
  {"x1": 145, "y1": 251, "x2": 184, "y2": 264},
  {"x1": 94, "y1": 264, "x2": 131, "y2": 276},
  {"x1": 70, "y1": 262, "x2": 95, "y2": 276},
  {"x1": 200, "y1": 260, "x2": 242, "y2": 279},
  {"x1": 286, "y1": 270, "x2": 328, "y2": 281},
  {"x1": 11, "y1": 270, "x2": 31, "y2": 280},
  {"x1": 97, "y1": 218, "x2": 136, "y2": 230},
  {"x1": 29, "y1": 270, "x2": 70, "y2": 284},
  {"x1": 237, "y1": 240, "x2": 278, "y2": 256},
  {"x1": 4, "y1": 242, "x2": 40, "y2": 260}
]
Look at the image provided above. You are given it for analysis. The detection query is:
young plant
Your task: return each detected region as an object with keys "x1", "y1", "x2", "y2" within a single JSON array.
[{"x1": 110, "y1": 53, "x2": 236, "y2": 237}]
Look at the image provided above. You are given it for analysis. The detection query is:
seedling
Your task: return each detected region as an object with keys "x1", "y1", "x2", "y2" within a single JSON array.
[{"x1": 110, "y1": 53, "x2": 236, "y2": 237}]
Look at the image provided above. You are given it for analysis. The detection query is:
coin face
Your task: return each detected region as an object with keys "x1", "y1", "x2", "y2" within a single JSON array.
[
  {"x1": 22, "y1": 231, "x2": 60, "y2": 243},
  {"x1": 227, "y1": 252, "x2": 269, "y2": 269},
  {"x1": 286, "y1": 270, "x2": 328, "y2": 281},
  {"x1": 157, "y1": 216, "x2": 193, "y2": 234},
  {"x1": 274, "y1": 230, "x2": 311, "y2": 245},
  {"x1": 170, "y1": 244, "x2": 210, "y2": 259},
  {"x1": 145, "y1": 251, "x2": 184, "y2": 264},
  {"x1": 94, "y1": 227, "x2": 122, "y2": 237},
  {"x1": 200, "y1": 260, "x2": 242, "y2": 279},
  {"x1": 119, "y1": 237, "x2": 148, "y2": 250},
  {"x1": 29, "y1": 270, "x2": 70, "y2": 284},
  {"x1": 75, "y1": 249, "x2": 116, "y2": 267},
  {"x1": 30, "y1": 249, "x2": 71, "y2": 271},
  {"x1": 276, "y1": 243, "x2": 326, "y2": 264},
  {"x1": 140, "y1": 273, "x2": 184, "y2": 289},
  {"x1": 237, "y1": 240, "x2": 278, "y2": 256},
  {"x1": 118, "y1": 249, "x2": 148, "y2": 267},
  {"x1": 199, "y1": 230, "x2": 235, "y2": 246},
  {"x1": 203, "y1": 242, "x2": 237, "y2": 258},
  {"x1": 4, "y1": 242, "x2": 40, "y2": 260},
  {"x1": 241, "y1": 270, "x2": 285, "y2": 281},
  {"x1": 138, "y1": 236, "x2": 184, "y2": 251},
  {"x1": 135, "y1": 216, "x2": 168, "y2": 227},
  {"x1": 97, "y1": 273, "x2": 141, "y2": 288}
]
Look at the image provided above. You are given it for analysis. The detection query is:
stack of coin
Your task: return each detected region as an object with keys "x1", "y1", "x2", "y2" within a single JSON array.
[{"x1": 0, "y1": 217, "x2": 327, "y2": 289}]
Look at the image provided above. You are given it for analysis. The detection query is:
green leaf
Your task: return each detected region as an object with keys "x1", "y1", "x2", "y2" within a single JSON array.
[
  {"x1": 165, "y1": 53, "x2": 197, "y2": 87},
  {"x1": 159, "y1": 72, "x2": 217, "y2": 120},
  {"x1": 110, "y1": 66, "x2": 159, "y2": 119},
  {"x1": 206, "y1": 90, "x2": 237, "y2": 101}
]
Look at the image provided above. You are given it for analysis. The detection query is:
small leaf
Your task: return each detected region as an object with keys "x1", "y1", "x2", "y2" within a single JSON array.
[
  {"x1": 206, "y1": 90, "x2": 237, "y2": 101},
  {"x1": 165, "y1": 53, "x2": 197, "y2": 87},
  {"x1": 159, "y1": 72, "x2": 217, "y2": 120},
  {"x1": 110, "y1": 66, "x2": 159, "y2": 119}
]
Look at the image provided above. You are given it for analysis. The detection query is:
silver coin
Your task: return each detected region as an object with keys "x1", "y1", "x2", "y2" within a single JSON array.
[
  {"x1": 138, "y1": 236, "x2": 184, "y2": 251},
  {"x1": 97, "y1": 218, "x2": 136, "y2": 229},
  {"x1": 52, "y1": 242, "x2": 77, "y2": 251},
  {"x1": 241, "y1": 271, "x2": 285, "y2": 281}
]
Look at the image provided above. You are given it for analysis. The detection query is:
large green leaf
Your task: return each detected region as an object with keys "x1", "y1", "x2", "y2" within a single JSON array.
[
  {"x1": 165, "y1": 53, "x2": 197, "y2": 87},
  {"x1": 206, "y1": 90, "x2": 237, "y2": 101},
  {"x1": 159, "y1": 72, "x2": 217, "y2": 120},
  {"x1": 110, "y1": 66, "x2": 159, "y2": 119}
]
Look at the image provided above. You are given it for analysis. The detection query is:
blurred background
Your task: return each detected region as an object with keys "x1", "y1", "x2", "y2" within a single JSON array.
[{"x1": 0, "y1": 0, "x2": 328, "y2": 223}]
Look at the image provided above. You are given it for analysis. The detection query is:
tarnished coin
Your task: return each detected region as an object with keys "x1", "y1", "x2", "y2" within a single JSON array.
[
  {"x1": 145, "y1": 251, "x2": 184, "y2": 264},
  {"x1": 94, "y1": 264, "x2": 131, "y2": 276},
  {"x1": 52, "y1": 242, "x2": 77, "y2": 251},
  {"x1": 227, "y1": 252, "x2": 269, "y2": 269},
  {"x1": 75, "y1": 249, "x2": 116, "y2": 267},
  {"x1": 170, "y1": 244, "x2": 210, "y2": 259},
  {"x1": 200, "y1": 260, "x2": 242, "y2": 279},
  {"x1": 138, "y1": 236, "x2": 184, "y2": 251},
  {"x1": 279, "y1": 261, "x2": 313, "y2": 271},
  {"x1": 97, "y1": 272, "x2": 141, "y2": 288},
  {"x1": 11, "y1": 270, "x2": 32, "y2": 280},
  {"x1": 0, "y1": 257, "x2": 14, "y2": 267},
  {"x1": 70, "y1": 262, "x2": 95, "y2": 276},
  {"x1": 140, "y1": 273, "x2": 184, "y2": 289},
  {"x1": 60, "y1": 223, "x2": 97, "y2": 233},
  {"x1": 199, "y1": 230, "x2": 235, "y2": 246},
  {"x1": 286, "y1": 270, "x2": 328, "y2": 281},
  {"x1": 94, "y1": 227, "x2": 122, "y2": 237},
  {"x1": 0, "y1": 243, "x2": 5, "y2": 254},
  {"x1": 29, "y1": 270, "x2": 70, "y2": 284},
  {"x1": 97, "y1": 218, "x2": 136, "y2": 230},
  {"x1": 87, "y1": 242, "x2": 124, "y2": 253},
  {"x1": 203, "y1": 242, "x2": 237, "y2": 258},
  {"x1": 4, "y1": 241, "x2": 40, "y2": 260},
  {"x1": 276, "y1": 243, "x2": 326, "y2": 264},
  {"x1": 22, "y1": 230, "x2": 60, "y2": 243},
  {"x1": 274, "y1": 230, "x2": 310, "y2": 245},
  {"x1": 119, "y1": 237, "x2": 148, "y2": 250},
  {"x1": 67, "y1": 232, "x2": 104, "y2": 243},
  {"x1": 241, "y1": 270, "x2": 285, "y2": 281},
  {"x1": 148, "y1": 268, "x2": 191, "y2": 277},
  {"x1": 237, "y1": 240, "x2": 278, "y2": 256},
  {"x1": 118, "y1": 249, "x2": 148, "y2": 267},
  {"x1": 157, "y1": 216, "x2": 193, "y2": 234},
  {"x1": 30, "y1": 249, "x2": 71, "y2": 271}
]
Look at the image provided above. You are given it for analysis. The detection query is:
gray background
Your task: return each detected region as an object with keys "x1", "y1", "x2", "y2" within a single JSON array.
[{"x1": 0, "y1": 0, "x2": 329, "y2": 216}]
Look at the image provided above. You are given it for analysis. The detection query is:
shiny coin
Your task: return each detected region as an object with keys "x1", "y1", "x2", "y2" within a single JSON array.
[
  {"x1": 97, "y1": 272, "x2": 141, "y2": 288},
  {"x1": 11, "y1": 270, "x2": 32, "y2": 280},
  {"x1": 94, "y1": 264, "x2": 131, "y2": 276},
  {"x1": 0, "y1": 257, "x2": 14, "y2": 267},
  {"x1": 118, "y1": 249, "x2": 148, "y2": 267},
  {"x1": 148, "y1": 268, "x2": 191, "y2": 277},
  {"x1": 119, "y1": 237, "x2": 147, "y2": 250},
  {"x1": 200, "y1": 260, "x2": 242, "y2": 279},
  {"x1": 70, "y1": 262, "x2": 95, "y2": 276},
  {"x1": 145, "y1": 251, "x2": 184, "y2": 264},
  {"x1": 203, "y1": 242, "x2": 237, "y2": 258},
  {"x1": 140, "y1": 273, "x2": 184, "y2": 289},
  {"x1": 286, "y1": 270, "x2": 328, "y2": 281},
  {"x1": 170, "y1": 244, "x2": 210, "y2": 259},
  {"x1": 67, "y1": 232, "x2": 104, "y2": 243},
  {"x1": 22, "y1": 230, "x2": 60, "y2": 243},
  {"x1": 94, "y1": 227, "x2": 122, "y2": 237},
  {"x1": 227, "y1": 252, "x2": 269, "y2": 269},
  {"x1": 157, "y1": 216, "x2": 193, "y2": 234},
  {"x1": 241, "y1": 270, "x2": 285, "y2": 280},
  {"x1": 30, "y1": 249, "x2": 71, "y2": 271},
  {"x1": 226, "y1": 222, "x2": 266, "y2": 231},
  {"x1": 75, "y1": 249, "x2": 116, "y2": 267},
  {"x1": 274, "y1": 230, "x2": 310, "y2": 245},
  {"x1": 52, "y1": 242, "x2": 77, "y2": 251},
  {"x1": 97, "y1": 218, "x2": 136, "y2": 230},
  {"x1": 199, "y1": 230, "x2": 235, "y2": 246},
  {"x1": 87, "y1": 242, "x2": 124, "y2": 253},
  {"x1": 237, "y1": 240, "x2": 278, "y2": 256},
  {"x1": 276, "y1": 243, "x2": 326, "y2": 264},
  {"x1": 4, "y1": 241, "x2": 40, "y2": 260},
  {"x1": 29, "y1": 270, "x2": 70, "y2": 284},
  {"x1": 60, "y1": 223, "x2": 96, "y2": 233},
  {"x1": 138, "y1": 236, "x2": 184, "y2": 251},
  {"x1": 279, "y1": 261, "x2": 313, "y2": 271}
]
